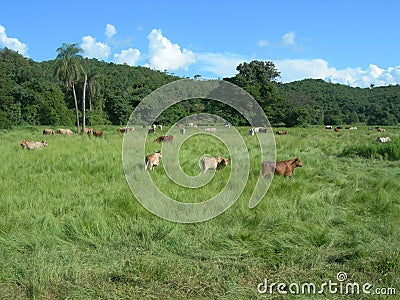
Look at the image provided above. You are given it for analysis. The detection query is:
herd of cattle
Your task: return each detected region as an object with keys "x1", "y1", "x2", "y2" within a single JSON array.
[{"x1": 20, "y1": 124, "x2": 394, "y2": 179}]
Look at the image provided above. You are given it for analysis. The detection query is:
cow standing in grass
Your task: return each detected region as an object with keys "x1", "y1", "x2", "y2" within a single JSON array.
[
  {"x1": 43, "y1": 129, "x2": 55, "y2": 135},
  {"x1": 261, "y1": 157, "x2": 303, "y2": 178},
  {"x1": 57, "y1": 128, "x2": 74, "y2": 135},
  {"x1": 145, "y1": 151, "x2": 162, "y2": 171},
  {"x1": 154, "y1": 135, "x2": 173, "y2": 143},
  {"x1": 201, "y1": 156, "x2": 229, "y2": 172},
  {"x1": 20, "y1": 140, "x2": 48, "y2": 150},
  {"x1": 93, "y1": 129, "x2": 104, "y2": 138}
]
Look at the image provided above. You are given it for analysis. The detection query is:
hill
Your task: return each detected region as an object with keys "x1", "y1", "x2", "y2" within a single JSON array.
[{"x1": 1, "y1": 48, "x2": 399, "y2": 129}]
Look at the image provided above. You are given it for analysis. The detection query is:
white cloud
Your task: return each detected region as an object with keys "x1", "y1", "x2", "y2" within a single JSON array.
[
  {"x1": 105, "y1": 24, "x2": 117, "y2": 39},
  {"x1": 281, "y1": 31, "x2": 296, "y2": 45},
  {"x1": 0, "y1": 25, "x2": 28, "y2": 56},
  {"x1": 258, "y1": 39, "x2": 269, "y2": 47},
  {"x1": 114, "y1": 48, "x2": 141, "y2": 66},
  {"x1": 147, "y1": 29, "x2": 195, "y2": 71},
  {"x1": 275, "y1": 58, "x2": 400, "y2": 87},
  {"x1": 81, "y1": 35, "x2": 110, "y2": 60},
  {"x1": 196, "y1": 52, "x2": 247, "y2": 78}
]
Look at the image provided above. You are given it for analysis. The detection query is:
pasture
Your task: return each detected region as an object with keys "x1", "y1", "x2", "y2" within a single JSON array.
[{"x1": 0, "y1": 125, "x2": 399, "y2": 299}]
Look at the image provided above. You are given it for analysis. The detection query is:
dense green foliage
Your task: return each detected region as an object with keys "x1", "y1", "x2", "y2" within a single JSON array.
[
  {"x1": 1, "y1": 47, "x2": 399, "y2": 129},
  {"x1": 0, "y1": 126, "x2": 399, "y2": 298}
]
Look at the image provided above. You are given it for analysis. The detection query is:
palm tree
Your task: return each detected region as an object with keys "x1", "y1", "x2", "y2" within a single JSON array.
[{"x1": 55, "y1": 43, "x2": 83, "y2": 134}]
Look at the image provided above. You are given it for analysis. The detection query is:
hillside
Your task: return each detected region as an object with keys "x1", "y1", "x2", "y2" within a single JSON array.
[{"x1": 1, "y1": 48, "x2": 399, "y2": 129}]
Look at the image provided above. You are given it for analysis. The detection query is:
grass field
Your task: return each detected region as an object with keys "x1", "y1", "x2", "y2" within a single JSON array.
[{"x1": 0, "y1": 125, "x2": 399, "y2": 299}]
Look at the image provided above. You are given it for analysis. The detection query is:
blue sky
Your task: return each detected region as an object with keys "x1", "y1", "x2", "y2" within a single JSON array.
[{"x1": 1, "y1": 0, "x2": 399, "y2": 87}]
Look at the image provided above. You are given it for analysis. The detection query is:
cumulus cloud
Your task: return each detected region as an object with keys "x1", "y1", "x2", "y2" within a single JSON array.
[
  {"x1": 196, "y1": 52, "x2": 247, "y2": 78},
  {"x1": 275, "y1": 58, "x2": 400, "y2": 87},
  {"x1": 281, "y1": 31, "x2": 296, "y2": 45},
  {"x1": 147, "y1": 29, "x2": 195, "y2": 71},
  {"x1": 81, "y1": 35, "x2": 110, "y2": 60},
  {"x1": 105, "y1": 24, "x2": 117, "y2": 39},
  {"x1": 0, "y1": 25, "x2": 28, "y2": 56},
  {"x1": 114, "y1": 48, "x2": 141, "y2": 66}
]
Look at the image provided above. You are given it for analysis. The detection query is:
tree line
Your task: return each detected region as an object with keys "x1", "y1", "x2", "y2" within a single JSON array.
[{"x1": 1, "y1": 45, "x2": 399, "y2": 130}]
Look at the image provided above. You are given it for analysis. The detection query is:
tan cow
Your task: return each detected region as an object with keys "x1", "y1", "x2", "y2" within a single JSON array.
[
  {"x1": 20, "y1": 140, "x2": 48, "y2": 150},
  {"x1": 201, "y1": 156, "x2": 230, "y2": 172},
  {"x1": 83, "y1": 127, "x2": 94, "y2": 135},
  {"x1": 145, "y1": 151, "x2": 162, "y2": 171},
  {"x1": 57, "y1": 128, "x2": 74, "y2": 135},
  {"x1": 261, "y1": 157, "x2": 303, "y2": 178},
  {"x1": 43, "y1": 128, "x2": 55, "y2": 135},
  {"x1": 377, "y1": 127, "x2": 386, "y2": 132}
]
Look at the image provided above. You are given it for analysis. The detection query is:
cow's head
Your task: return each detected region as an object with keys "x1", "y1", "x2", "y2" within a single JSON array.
[
  {"x1": 292, "y1": 157, "x2": 302, "y2": 167},
  {"x1": 41, "y1": 140, "x2": 48, "y2": 147}
]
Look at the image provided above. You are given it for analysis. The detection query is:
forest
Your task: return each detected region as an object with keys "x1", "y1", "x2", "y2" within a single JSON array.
[{"x1": 1, "y1": 46, "x2": 399, "y2": 130}]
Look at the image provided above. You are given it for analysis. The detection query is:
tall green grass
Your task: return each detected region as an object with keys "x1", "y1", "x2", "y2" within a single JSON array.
[{"x1": 0, "y1": 126, "x2": 399, "y2": 299}]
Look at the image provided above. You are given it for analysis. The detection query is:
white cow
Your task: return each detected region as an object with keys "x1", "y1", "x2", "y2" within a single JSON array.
[
  {"x1": 20, "y1": 140, "x2": 48, "y2": 150},
  {"x1": 204, "y1": 128, "x2": 217, "y2": 133},
  {"x1": 201, "y1": 156, "x2": 229, "y2": 172},
  {"x1": 376, "y1": 137, "x2": 391, "y2": 143}
]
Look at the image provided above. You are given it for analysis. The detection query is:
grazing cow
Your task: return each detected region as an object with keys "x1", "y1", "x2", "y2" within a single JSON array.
[
  {"x1": 276, "y1": 130, "x2": 288, "y2": 135},
  {"x1": 154, "y1": 135, "x2": 173, "y2": 143},
  {"x1": 20, "y1": 140, "x2": 48, "y2": 150},
  {"x1": 334, "y1": 127, "x2": 341, "y2": 132},
  {"x1": 201, "y1": 156, "x2": 230, "y2": 172},
  {"x1": 152, "y1": 124, "x2": 157, "y2": 130},
  {"x1": 180, "y1": 127, "x2": 186, "y2": 134},
  {"x1": 43, "y1": 128, "x2": 55, "y2": 135},
  {"x1": 249, "y1": 128, "x2": 255, "y2": 136},
  {"x1": 118, "y1": 127, "x2": 134, "y2": 133},
  {"x1": 376, "y1": 137, "x2": 391, "y2": 143},
  {"x1": 225, "y1": 123, "x2": 231, "y2": 128},
  {"x1": 204, "y1": 128, "x2": 217, "y2": 133},
  {"x1": 158, "y1": 124, "x2": 163, "y2": 130},
  {"x1": 377, "y1": 127, "x2": 386, "y2": 132},
  {"x1": 83, "y1": 127, "x2": 94, "y2": 135},
  {"x1": 57, "y1": 128, "x2": 74, "y2": 135},
  {"x1": 261, "y1": 157, "x2": 303, "y2": 178},
  {"x1": 148, "y1": 128, "x2": 156, "y2": 134},
  {"x1": 349, "y1": 127, "x2": 357, "y2": 130},
  {"x1": 325, "y1": 125, "x2": 332, "y2": 129},
  {"x1": 145, "y1": 151, "x2": 162, "y2": 171},
  {"x1": 187, "y1": 123, "x2": 194, "y2": 127},
  {"x1": 93, "y1": 129, "x2": 104, "y2": 138}
]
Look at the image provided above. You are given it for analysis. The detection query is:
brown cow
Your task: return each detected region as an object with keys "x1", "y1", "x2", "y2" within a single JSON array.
[
  {"x1": 334, "y1": 127, "x2": 341, "y2": 132},
  {"x1": 377, "y1": 127, "x2": 386, "y2": 132},
  {"x1": 145, "y1": 151, "x2": 162, "y2": 171},
  {"x1": 93, "y1": 129, "x2": 104, "y2": 137},
  {"x1": 154, "y1": 135, "x2": 173, "y2": 143},
  {"x1": 261, "y1": 157, "x2": 303, "y2": 178},
  {"x1": 20, "y1": 140, "x2": 48, "y2": 150},
  {"x1": 118, "y1": 127, "x2": 134, "y2": 133},
  {"x1": 276, "y1": 130, "x2": 288, "y2": 135},
  {"x1": 43, "y1": 128, "x2": 55, "y2": 135}
]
